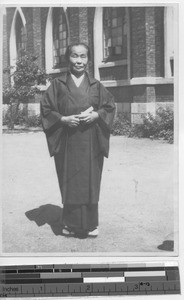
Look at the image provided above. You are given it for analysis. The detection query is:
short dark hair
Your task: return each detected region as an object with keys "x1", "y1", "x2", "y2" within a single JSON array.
[{"x1": 65, "y1": 43, "x2": 91, "y2": 62}]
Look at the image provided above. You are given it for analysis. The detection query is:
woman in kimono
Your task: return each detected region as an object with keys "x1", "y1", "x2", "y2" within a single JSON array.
[{"x1": 40, "y1": 43, "x2": 115, "y2": 238}]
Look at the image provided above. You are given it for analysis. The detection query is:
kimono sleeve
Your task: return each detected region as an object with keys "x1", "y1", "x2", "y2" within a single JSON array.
[
  {"x1": 96, "y1": 83, "x2": 116, "y2": 158},
  {"x1": 40, "y1": 79, "x2": 65, "y2": 157},
  {"x1": 40, "y1": 79, "x2": 62, "y2": 133},
  {"x1": 97, "y1": 82, "x2": 116, "y2": 131}
]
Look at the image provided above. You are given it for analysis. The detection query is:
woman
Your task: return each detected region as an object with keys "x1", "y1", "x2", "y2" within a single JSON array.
[{"x1": 40, "y1": 43, "x2": 115, "y2": 238}]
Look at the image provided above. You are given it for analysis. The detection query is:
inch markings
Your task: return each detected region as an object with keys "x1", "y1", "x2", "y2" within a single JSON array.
[{"x1": 0, "y1": 263, "x2": 180, "y2": 297}]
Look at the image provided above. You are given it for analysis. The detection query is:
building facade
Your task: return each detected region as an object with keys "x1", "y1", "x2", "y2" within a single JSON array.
[{"x1": 3, "y1": 6, "x2": 175, "y2": 122}]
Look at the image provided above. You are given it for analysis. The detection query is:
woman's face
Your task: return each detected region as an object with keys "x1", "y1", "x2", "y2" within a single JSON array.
[{"x1": 69, "y1": 45, "x2": 88, "y2": 76}]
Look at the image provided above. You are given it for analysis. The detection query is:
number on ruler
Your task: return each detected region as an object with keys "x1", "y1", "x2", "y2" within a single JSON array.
[
  {"x1": 86, "y1": 285, "x2": 90, "y2": 292},
  {"x1": 140, "y1": 282, "x2": 150, "y2": 286}
]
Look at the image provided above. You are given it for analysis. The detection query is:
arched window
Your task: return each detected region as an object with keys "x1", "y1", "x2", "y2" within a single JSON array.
[
  {"x1": 15, "y1": 12, "x2": 27, "y2": 55},
  {"x1": 10, "y1": 8, "x2": 26, "y2": 71},
  {"x1": 103, "y1": 7, "x2": 128, "y2": 61},
  {"x1": 52, "y1": 8, "x2": 68, "y2": 68}
]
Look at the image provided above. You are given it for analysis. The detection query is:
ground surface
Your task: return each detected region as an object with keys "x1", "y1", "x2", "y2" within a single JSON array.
[{"x1": 2, "y1": 132, "x2": 177, "y2": 255}]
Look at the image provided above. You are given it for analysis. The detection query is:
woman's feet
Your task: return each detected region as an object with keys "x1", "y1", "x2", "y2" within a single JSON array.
[
  {"x1": 61, "y1": 226, "x2": 99, "y2": 238},
  {"x1": 61, "y1": 226, "x2": 75, "y2": 236},
  {"x1": 88, "y1": 228, "x2": 99, "y2": 237}
]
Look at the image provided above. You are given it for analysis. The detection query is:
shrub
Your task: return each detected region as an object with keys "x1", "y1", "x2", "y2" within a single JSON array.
[
  {"x1": 3, "y1": 107, "x2": 12, "y2": 127},
  {"x1": 3, "y1": 107, "x2": 42, "y2": 128},
  {"x1": 111, "y1": 113, "x2": 132, "y2": 136},
  {"x1": 111, "y1": 107, "x2": 174, "y2": 143},
  {"x1": 26, "y1": 115, "x2": 42, "y2": 127},
  {"x1": 139, "y1": 106, "x2": 174, "y2": 143},
  {"x1": 3, "y1": 50, "x2": 48, "y2": 129}
]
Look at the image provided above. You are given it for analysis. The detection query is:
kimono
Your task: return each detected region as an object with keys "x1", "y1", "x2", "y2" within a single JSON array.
[{"x1": 40, "y1": 72, "x2": 115, "y2": 235}]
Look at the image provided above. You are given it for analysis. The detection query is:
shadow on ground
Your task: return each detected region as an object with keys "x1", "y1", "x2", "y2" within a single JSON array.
[
  {"x1": 157, "y1": 240, "x2": 174, "y2": 251},
  {"x1": 3, "y1": 134, "x2": 175, "y2": 252},
  {"x1": 25, "y1": 204, "x2": 63, "y2": 236}
]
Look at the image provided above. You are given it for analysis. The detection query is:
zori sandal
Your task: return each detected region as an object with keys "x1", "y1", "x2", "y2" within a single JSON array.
[
  {"x1": 88, "y1": 228, "x2": 99, "y2": 237},
  {"x1": 61, "y1": 226, "x2": 75, "y2": 237}
]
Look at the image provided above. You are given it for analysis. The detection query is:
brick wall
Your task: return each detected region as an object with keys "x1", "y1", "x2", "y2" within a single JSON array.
[
  {"x1": 32, "y1": 8, "x2": 42, "y2": 69},
  {"x1": 145, "y1": 7, "x2": 156, "y2": 77},
  {"x1": 146, "y1": 86, "x2": 156, "y2": 103},
  {"x1": 155, "y1": 7, "x2": 164, "y2": 77},
  {"x1": 108, "y1": 86, "x2": 132, "y2": 103},
  {"x1": 145, "y1": 7, "x2": 164, "y2": 77},
  {"x1": 155, "y1": 85, "x2": 174, "y2": 102},
  {"x1": 130, "y1": 7, "x2": 147, "y2": 77},
  {"x1": 79, "y1": 7, "x2": 89, "y2": 74},
  {"x1": 99, "y1": 66, "x2": 128, "y2": 81},
  {"x1": 68, "y1": 7, "x2": 79, "y2": 44},
  {"x1": 87, "y1": 7, "x2": 95, "y2": 77},
  {"x1": 3, "y1": 6, "x2": 174, "y2": 113},
  {"x1": 6, "y1": 7, "x2": 46, "y2": 70},
  {"x1": 130, "y1": 7, "x2": 165, "y2": 79},
  {"x1": 132, "y1": 84, "x2": 174, "y2": 103},
  {"x1": 130, "y1": 7, "x2": 168, "y2": 104},
  {"x1": 67, "y1": 7, "x2": 94, "y2": 76},
  {"x1": 79, "y1": 7, "x2": 88, "y2": 44},
  {"x1": 22, "y1": 8, "x2": 33, "y2": 54},
  {"x1": 22, "y1": 8, "x2": 44, "y2": 69},
  {"x1": 132, "y1": 86, "x2": 147, "y2": 103}
]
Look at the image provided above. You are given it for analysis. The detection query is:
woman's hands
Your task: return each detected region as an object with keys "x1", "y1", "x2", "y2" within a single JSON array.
[
  {"x1": 79, "y1": 111, "x2": 99, "y2": 124},
  {"x1": 61, "y1": 115, "x2": 80, "y2": 127},
  {"x1": 61, "y1": 111, "x2": 99, "y2": 127}
]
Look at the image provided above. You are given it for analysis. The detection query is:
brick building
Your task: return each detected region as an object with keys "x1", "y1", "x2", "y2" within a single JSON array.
[{"x1": 3, "y1": 6, "x2": 175, "y2": 122}]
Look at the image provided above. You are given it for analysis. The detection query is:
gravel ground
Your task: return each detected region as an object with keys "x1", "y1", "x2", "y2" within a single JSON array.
[{"x1": 2, "y1": 132, "x2": 177, "y2": 255}]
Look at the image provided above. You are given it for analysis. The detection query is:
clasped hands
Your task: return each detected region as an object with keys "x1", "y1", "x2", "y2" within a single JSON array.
[{"x1": 61, "y1": 111, "x2": 99, "y2": 128}]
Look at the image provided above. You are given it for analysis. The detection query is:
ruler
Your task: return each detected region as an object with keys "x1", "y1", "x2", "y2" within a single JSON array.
[{"x1": 0, "y1": 263, "x2": 180, "y2": 297}]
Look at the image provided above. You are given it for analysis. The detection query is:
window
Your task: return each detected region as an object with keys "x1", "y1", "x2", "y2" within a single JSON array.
[
  {"x1": 15, "y1": 13, "x2": 27, "y2": 55},
  {"x1": 53, "y1": 8, "x2": 68, "y2": 68},
  {"x1": 103, "y1": 7, "x2": 127, "y2": 61}
]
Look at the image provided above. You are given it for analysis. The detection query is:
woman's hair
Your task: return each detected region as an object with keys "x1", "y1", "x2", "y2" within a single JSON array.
[{"x1": 64, "y1": 43, "x2": 91, "y2": 62}]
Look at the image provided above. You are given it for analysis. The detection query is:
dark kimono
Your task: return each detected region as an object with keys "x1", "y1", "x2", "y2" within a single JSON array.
[{"x1": 40, "y1": 72, "x2": 115, "y2": 235}]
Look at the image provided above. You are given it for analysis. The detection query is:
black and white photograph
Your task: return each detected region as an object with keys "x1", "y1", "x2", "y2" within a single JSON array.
[{"x1": 1, "y1": 1, "x2": 178, "y2": 255}]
